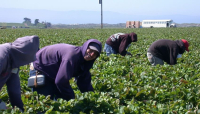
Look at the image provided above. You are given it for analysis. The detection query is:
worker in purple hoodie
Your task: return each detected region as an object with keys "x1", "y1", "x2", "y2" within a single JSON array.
[
  {"x1": 29, "y1": 39, "x2": 102, "y2": 101},
  {"x1": 104, "y1": 32, "x2": 137, "y2": 56},
  {"x1": 0, "y1": 35, "x2": 39, "y2": 111},
  {"x1": 147, "y1": 39, "x2": 189, "y2": 66}
]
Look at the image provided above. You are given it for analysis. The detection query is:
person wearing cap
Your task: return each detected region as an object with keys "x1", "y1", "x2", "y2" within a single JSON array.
[
  {"x1": 29, "y1": 39, "x2": 102, "y2": 101},
  {"x1": 147, "y1": 39, "x2": 189, "y2": 66},
  {"x1": 0, "y1": 35, "x2": 40, "y2": 111},
  {"x1": 104, "y1": 32, "x2": 137, "y2": 56}
]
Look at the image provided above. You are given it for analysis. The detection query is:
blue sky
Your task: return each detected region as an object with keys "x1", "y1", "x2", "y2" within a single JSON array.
[{"x1": 1, "y1": 0, "x2": 200, "y2": 24}]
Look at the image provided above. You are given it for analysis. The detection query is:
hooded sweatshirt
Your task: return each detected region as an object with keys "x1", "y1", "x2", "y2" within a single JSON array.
[
  {"x1": 148, "y1": 39, "x2": 186, "y2": 65},
  {"x1": 0, "y1": 35, "x2": 39, "y2": 110},
  {"x1": 33, "y1": 39, "x2": 102, "y2": 101},
  {"x1": 106, "y1": 32, "x2": 137, "y2": 56}
]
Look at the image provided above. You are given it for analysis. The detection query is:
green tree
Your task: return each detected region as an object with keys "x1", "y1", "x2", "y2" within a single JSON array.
[
  {"x1": 34, "y1": 19, "x2": 39, "y2": 26},
  {"x1": 23, "y1": 17, "x2": 31, "y2": 26}
]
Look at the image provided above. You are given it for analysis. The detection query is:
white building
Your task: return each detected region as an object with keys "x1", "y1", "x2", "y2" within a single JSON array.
[{"x1": 142, "y1": 20, "x2": 176, "y2": 28}]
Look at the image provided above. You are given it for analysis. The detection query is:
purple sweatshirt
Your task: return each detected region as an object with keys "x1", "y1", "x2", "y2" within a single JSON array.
[
  {"x1": 0, "y1": 36, "x2": 39, "y2": 110},
  {"x1": 33, "y1": 39, "x2": 102, "y2": 101}
]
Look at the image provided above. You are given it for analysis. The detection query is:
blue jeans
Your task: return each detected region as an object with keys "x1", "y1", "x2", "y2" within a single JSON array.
[
  {"x1": 29, "y1": 67, "x2": 62, "y2": 100},
  {"x1": 104, "y1": 43, "x2": 117, "y2": 56}
]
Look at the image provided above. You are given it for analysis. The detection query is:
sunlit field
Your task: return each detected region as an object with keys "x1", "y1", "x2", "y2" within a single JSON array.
[{"x1": 1, "y1": 27, "x2": 200, "y2": 113}]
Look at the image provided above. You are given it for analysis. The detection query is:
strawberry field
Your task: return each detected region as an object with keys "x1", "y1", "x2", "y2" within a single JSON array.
[{"x1": 0, "y1": 27, "x2": 200, "y2": 113}]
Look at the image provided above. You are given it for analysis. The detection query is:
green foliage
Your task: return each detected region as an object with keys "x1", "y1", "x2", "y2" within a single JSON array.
[{"x1": 0, "y1": 27, "x2": 200, "y2": 113}]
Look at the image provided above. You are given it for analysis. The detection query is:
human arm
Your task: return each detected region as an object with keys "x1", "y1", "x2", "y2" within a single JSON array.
[
  {"x1": 126, "y1": 44, "x2": 132, "y2": 56},
  {"x1": 6, "y1": 72, "x2": 24, "y2": 111},
  {"x1": 55, "y1": 61, "x2": 75, "y2": 101},
  {"x1": 169, "y1": 48, "x2": 178, "y2": 65},
  {"x1": 119, "y1": 40, "x2": 131, "y2": 56},
  {"x1": 76, "y1": 71, "x2": 93, "y2": 93}
]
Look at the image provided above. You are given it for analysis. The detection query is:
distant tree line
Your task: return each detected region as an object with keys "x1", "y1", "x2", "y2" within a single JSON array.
[
  {"x1": 23, "y1": 17, "x2": 51, "y2": 28},
  {"x1": 51, "y1": 23, "x2": 126, "y2": 29}
]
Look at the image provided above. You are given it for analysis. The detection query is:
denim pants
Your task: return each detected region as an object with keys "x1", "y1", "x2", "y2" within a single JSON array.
[
  {"x1": 147, "y1": 51, "x2": 164, "y2": 66},
  {"x1": 29, "y1": 64, "x2": 62, "y2": 100},
  {"x1": 104, "y1": 43, "x2": 117, "y2": 56}
]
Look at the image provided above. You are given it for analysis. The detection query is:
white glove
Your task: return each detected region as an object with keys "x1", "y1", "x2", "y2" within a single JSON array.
[{"x1": 0, "y1": 101, "x2": 7, "y2": 110}]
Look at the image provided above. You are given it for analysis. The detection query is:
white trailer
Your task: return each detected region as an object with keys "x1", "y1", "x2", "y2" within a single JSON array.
[{"x1": 142, "y1": 19, "x2": 176, "y2": 28}]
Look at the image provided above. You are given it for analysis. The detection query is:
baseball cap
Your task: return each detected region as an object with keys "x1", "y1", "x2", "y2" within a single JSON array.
[
  {"x1": 88, "y1": 43, "x2": 101, "y2": 53},
  {"x1": 181, "y1": 39, "x2": 189, "y2": 52}
]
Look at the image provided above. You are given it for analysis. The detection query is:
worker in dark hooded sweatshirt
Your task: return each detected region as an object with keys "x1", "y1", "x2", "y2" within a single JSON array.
[
  {"x1": 29, "y1": 39, "x2": 102, "y2": 101},
  {"x1": 104, "y1": 32, "x2": 137, "y2": 56},
  {"x1": 0, "y1": 35, "x2": 39, "y2": 111},
  {"x1": 147, "y1": 39, "x2": 189, "y2": 66}
]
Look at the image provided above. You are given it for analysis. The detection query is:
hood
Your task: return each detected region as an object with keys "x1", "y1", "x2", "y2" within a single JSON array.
[
  {"x1": 175, "y1": 40, "x2": 186, "y2": 54},
  {"x1": 129, "y1": 32, "x2": 137, "y2": 42},
  {"x1": 10, "y1": 35, "x2": 39, "y2": 68},
  {"x1": 81, "y1": 39, "x2": 102, "y2": 57},
  {"x1": 80, "y1": 39, "x2": 102, "y2": 71},
  {"x1": 120, "y1": 32, "x2": 137, "y2": 42}
]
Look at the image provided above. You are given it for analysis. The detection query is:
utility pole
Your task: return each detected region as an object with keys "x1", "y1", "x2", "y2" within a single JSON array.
[{"x1": 99, "y1": 0, "x2": 103, "y2": 29}]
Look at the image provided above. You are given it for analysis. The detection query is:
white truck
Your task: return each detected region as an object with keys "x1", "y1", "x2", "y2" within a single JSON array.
[{"x1": 142, "y1": 19, "x2": 176, "y2": 28}]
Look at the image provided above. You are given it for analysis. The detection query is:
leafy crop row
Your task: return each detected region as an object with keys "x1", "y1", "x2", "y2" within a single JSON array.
[{"x1": 0, "y1": 27, "x2": 200, "y2": 113}]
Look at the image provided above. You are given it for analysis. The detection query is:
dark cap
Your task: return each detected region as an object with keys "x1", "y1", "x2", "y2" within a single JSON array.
[{"x1": 88, "y1": 42, "x2": 101, "y2": 53}]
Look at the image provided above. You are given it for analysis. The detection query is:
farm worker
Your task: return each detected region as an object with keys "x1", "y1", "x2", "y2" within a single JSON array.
[
  {"x1": 147, "y1": 39, "x2": 189, "y2": 66},
  {"x1": 29, "y1": 39, "x2": 102, "y2": 101},
  {"x1": 0, "y1": 36, "x2": 39, "y2": 111},
  {"x1": 104, "y1": 32, "x2": 137, "y2": 56}
]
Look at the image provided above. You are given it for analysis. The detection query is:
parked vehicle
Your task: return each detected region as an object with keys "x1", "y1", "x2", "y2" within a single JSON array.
[{"x1": 142, "y1": 19, "x2": 176, "y2": 28}]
